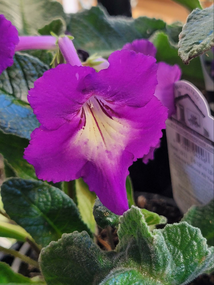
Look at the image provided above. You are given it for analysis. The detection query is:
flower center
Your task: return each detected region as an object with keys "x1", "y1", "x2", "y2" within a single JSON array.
[{"x1": 73, "y1": 96, "x2": 129, "y2": 161}]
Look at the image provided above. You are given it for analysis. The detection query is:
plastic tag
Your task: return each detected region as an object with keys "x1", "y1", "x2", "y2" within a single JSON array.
[{"x1": 166, "y1": 80, "x2": 214, "y2": 213}]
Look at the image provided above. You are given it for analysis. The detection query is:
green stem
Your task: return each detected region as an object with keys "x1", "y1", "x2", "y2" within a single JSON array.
[
  {"x1": 26, "y1": 237, "x2": 41, "y2": 255},
  {"x1": 0, "y1": 245, "x2": 39, "y2": 269}
]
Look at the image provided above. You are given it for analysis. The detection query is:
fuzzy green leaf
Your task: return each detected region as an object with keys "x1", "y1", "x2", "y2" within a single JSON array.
[
  {"x1": 67, "y1": 6, "x2": 166, "y2": 57},
  {"x1": 1, "y1": 178, "x2": 91, "y2": 247},
  {"x1": 178, "y1": 5, "x2": 214, "y2": 64},
  {"x1": 40, "y1": 207, "x2": 214, "y2": 285},
  {"x1": 152, "y1": 31, "x2": 204, "y2": 88},
  {"x1": 0, "y1": 130, "x2": 36, "y2": 179},
  {"x1": 0, "y1": 0, "x2": 65, "y2": 35},
  {"x1": 182, "y1": 199, "x2": 214, "y2": 246},
  {"x1": 99, "y1": 268, "x2": 157, "y2": 285},
  {"x1": 40, "y1": 231, "x2": 115, "y2": 285},
  {"x1": 116, "y1": 207, "x2": 214, "y2": 284},
  {"x1": 0, "y1": 53, "x2": 48, "y2": 102},
  {"x1": 0, "y1": 93, "x2": 39, "y2": 139}
]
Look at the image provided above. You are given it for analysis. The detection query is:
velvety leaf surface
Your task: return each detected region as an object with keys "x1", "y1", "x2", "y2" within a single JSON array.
[
  {"x1": 0, "y1": 53, "x2": 48, "y2": 102},
  {"x1": 0, "y1": 93, "x2": 39, "y2": 139},
  {"x1": 178, "y1": 5, "x2": 214, "y2": 64},
  {"x1": 182, "y1": 199, "x2": 214, "y2": 246},
  {"x1": 41, "y1": 207, "x2": 214, "y2": 285},
  {"x1": 99, "y1": 268, "x2": 159, "y2": 285},
  {"x1": 67, "y1": 6, "x2": 166, "y2": 56},
  {"x1": 116, "y1": 207, "x2": 214, "y2": 285},
  {"x1": 0, "y1": 262, "x2": 37, "y2": 283},
  {"x1": 152, "y1": 31, "x2": 204, "y2": 88},
  {"x1": 172, "y1": 0, "x2": 202, "y2": 11},
  {"x1": 140, "y1": 208, "x2": 167, "y2": 226},
  {"x1": 0, "y1": 130, "x2": 36, "y2": 179},
  {"x1": 75, "y1": 178, "x2": 96, "y2": 233},
  {"x1": 0, "y1": 0, "x2": 65, "y2": 35},
  {"x1": 40, "y1": 231, "x2": 115, "y2": 285},
  {"x1": 1, "y1": 178, "x2": 91, "y2": 247}
]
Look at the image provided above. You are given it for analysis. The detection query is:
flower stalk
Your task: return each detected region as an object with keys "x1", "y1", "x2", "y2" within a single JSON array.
[
  {"x1": 58, "y1": 36, "x2": 82, "y2": 66},
  {"x1": 0, "y1": 245, "x2": 39, "y2": 269},
  {"x1": 15, "y1": 36, "x2": 57, "y2": 52}
]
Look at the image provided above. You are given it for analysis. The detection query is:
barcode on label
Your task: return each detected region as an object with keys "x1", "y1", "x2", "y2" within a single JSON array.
[{"x1": 176, "y1": 133, "x2": 210, "y2": 163}]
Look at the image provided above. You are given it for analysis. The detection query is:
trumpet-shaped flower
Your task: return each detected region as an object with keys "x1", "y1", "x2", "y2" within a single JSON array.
[
  {"x1": 24, "y1": 47, "x2": 168, "y2": 215},
  {"x1": 0, "y1": 14, "x2": 19, "y2": 74}
]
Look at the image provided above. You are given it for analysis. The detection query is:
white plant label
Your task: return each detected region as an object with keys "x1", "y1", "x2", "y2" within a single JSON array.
[{"x1": 166, "y1": 80, "x2": 214, "y2": 213}]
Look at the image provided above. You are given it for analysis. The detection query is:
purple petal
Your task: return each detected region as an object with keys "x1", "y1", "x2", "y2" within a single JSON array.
[
  {"x1": 123, "y1": 39, "x2": 157, "y2": 57},
  {"x1": 86, "y1": 50, "x2": 158, "y2": 107},
  {"x1": 24, "y1": 123, "x2": 87, "y2": 182},
  {"x1": 142, "y1": 140, "x2": 161, "y2": 164},
  {"x1": 0, "y1": 15, "x2": 19, "y2": 74},
  {"x1": 155, "y1": 62, "x2": 181, "y2": 117},
  {"x1": 28, "y1": 64, "x2": 95, "y2": 129}
]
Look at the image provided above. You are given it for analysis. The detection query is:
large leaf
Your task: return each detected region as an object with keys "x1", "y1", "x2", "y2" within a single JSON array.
[
  {"x1": 152, "y1": 31, "x2": 204, "y2": 88},
  {"x1": 172, "y1": 0, "x2": 202, "y2": 11},
  {"x1": 40, "y1": 231, "x2": 115, "y2": 285},
  {"x1": 99, "y1": 268, "x2": 155, "y2": 285},
  {"x1": 116, "y1": 207, "x2": 214, "y2": 284},
  {"x1": 0, "y1": 0, "x2": 65, "y2": 35},
  {"x1": 0, "y1": 53, "x2": 48, "y2": 102},
  {"x1": 178, "y1": 5, "x2": 214, "y2": 64},
  {"x1": 0, "y1": 262, "x2": 42, "y2": 284},
  {"x1": 0, "y1": 93, "x2": 39, "y2": 139},
  {"x1": 0, "y1": 130, "x2": 36, "y2": 179},
  {"x1": 182, "y1": 199, "x2": 214, "y2": 246},
  {"x1": 1, "y1": 178, "x2": 91, "y2": 247},
  {"x1": 40, "y1": 207, "x2": 214, "y2": 285},
  {"x1": 67, "y1": 6, "x2": 166, "y2": 56}
]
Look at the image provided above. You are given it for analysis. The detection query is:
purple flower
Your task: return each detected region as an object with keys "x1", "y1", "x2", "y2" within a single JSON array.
[
  {"x1": 123, "y1": 39, "x2": 181, "y2": 117},
  {"x1": 0, "y1": 14, "x2": 19, "y2": 74},
  {"x1": 24, "y1": 43, "x2": 168, "y2": 215}
]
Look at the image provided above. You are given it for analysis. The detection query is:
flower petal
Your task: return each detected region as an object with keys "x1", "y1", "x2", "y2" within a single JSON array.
[
  {"x1": 0, "y1": 15, "x2": 19, "y2": 74},
  {"x1": 24, "y1": 122, "x2": 87, "y2": 182},
  {"x1": 155, "y1": 62, "x2": 181, "y2": 117},
  {"x1": 123, "y1": 39, "x2": 157, "y2": 57},
  {"x1": 86, "y1": 50, "x2": 158, "y2": 107},
  {"x1": 142, "y1": 140, "x2": 161, "y2": 164},
  {"x1": 28, "y1": 64, "x2": 95, "y2": 129}
]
